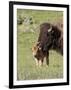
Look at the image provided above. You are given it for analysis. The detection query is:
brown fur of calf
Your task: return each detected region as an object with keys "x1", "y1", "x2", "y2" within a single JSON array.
[{"x1": 32, "y1": 43, "x2": 49, "y2": 66}]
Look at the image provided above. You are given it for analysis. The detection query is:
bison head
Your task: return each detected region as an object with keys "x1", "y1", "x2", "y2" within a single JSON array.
[
  {"x1": 46, "y1": 25, "x2": 62, "y2": 51},
  {"x1": 39, "y1": 23, "x2": 61, "y2": 51}
]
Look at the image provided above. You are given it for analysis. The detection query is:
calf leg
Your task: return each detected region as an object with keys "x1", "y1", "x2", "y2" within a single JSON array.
[
  {"x1": 38, "y1": 59, "x2": 43, "y2": 66},
  {"x1": 35, "y1": 58, "x2": 39, "y2": 66},
  {"x1": 38, "y1": 60, "x2": 42, "y2": 66}
]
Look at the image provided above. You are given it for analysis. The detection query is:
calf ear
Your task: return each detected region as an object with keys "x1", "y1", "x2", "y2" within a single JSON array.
[
  {"x1": 36, "y1": 42, "x2": 40, "y2": 46},
  {"x1": 37, "y1": 45, "x2": 41, "y2": 50},
  {"x1": 38, "y1": 47, "x2": 41, "y2": 50}
]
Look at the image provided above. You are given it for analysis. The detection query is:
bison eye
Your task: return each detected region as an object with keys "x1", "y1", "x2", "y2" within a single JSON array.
[
  {"x1": 51, "y1": 30, "x2": 54, "y2": 34},
  {"x1": 47, "y1": 32, "x2": 51, "y2": 36}
]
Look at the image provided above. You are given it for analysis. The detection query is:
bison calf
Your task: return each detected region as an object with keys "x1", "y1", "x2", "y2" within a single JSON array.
[{"x1": 32, "y1": 42, "x2": 49, "y2": 66}]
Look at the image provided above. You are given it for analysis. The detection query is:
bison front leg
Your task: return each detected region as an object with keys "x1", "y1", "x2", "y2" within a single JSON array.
[{"x1": 46, "y1": 51, "x2": 49, "y2": 66}]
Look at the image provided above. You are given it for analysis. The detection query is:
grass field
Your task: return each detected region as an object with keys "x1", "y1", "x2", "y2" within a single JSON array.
[{"x1": 17, "y1": 9, "x2": 63, "y2": 80}]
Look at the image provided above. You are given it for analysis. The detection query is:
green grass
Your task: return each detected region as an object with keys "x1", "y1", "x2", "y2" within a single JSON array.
[{"x1": 17, "y1": 9, "x2": 63, "y2": 80}]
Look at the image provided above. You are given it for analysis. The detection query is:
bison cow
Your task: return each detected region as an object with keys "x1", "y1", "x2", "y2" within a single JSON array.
[{"x1": 32, "y1": 22, "x2": 63, "y2": 66}]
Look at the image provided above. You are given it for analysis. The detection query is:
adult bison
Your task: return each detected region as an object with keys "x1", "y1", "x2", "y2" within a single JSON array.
[{"x1": 32, "y1": 22, "x2": 63, "y2": 66}]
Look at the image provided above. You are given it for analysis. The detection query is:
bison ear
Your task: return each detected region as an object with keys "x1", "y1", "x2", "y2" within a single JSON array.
[{"x1": 48, "y1": 26, "x2": 52, "y2": 32}]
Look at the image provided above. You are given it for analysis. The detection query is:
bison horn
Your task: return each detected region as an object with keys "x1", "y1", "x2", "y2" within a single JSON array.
[{"x1": 48, "y1": 26, "x2": 52, "y2": 32}]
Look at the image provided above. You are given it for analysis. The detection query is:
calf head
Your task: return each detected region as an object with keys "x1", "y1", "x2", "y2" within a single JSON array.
[
  {"x1": 32, "y1": 42, "x2": 41, "y2": 58},
  {"x1": 32, "y1": 42, "x2": 45, "y2": 66}
]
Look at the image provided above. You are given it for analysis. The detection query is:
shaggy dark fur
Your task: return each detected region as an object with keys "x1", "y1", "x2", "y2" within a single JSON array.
[{"x1": 38, "y1": 23, "x2": 63, "y2": 55}]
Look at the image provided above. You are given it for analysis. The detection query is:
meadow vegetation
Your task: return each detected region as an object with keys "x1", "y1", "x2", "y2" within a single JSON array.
[{"x1": 17, "y1": 9, "x2": 63, "y2": 80}]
